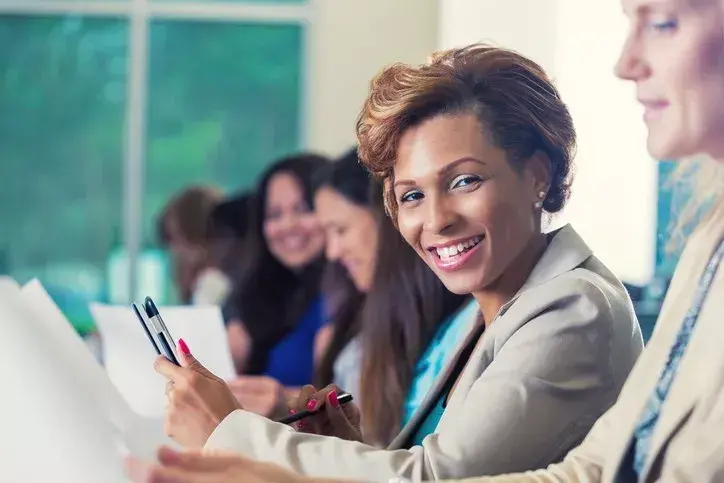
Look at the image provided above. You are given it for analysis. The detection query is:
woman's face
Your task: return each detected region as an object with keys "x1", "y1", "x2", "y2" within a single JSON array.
[
  {"x1": 263, "y1": 172, "x2": 325, "y2": 270},
  {"x1": 164, "y1": 217, "x2": 203, "y2": 265},
  {"x1": 314, "y1": 187, "x2": 379, "y2": 292},
  {"x1": 393, "y1": 112, "x2": 550, "y2": 295},
  {"x1": 616, "y1": 0, "x2": 724, "y2": 161}
]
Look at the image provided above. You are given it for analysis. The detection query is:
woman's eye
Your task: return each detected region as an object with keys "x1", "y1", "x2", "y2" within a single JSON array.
[
  {"x1": 400, "y1": 190, "x2": 424, "y2": 203},
  {"x1": 647, "y1": 18, "x2": 678, "y2": 33},
  {"x1": 450, "y1": 174, "x2": 482, "y2": 189}
]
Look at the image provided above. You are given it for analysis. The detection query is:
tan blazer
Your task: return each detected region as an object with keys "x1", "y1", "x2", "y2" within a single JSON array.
[
  {"x1": 450, "y1": 206, "x2": 724, "y2": 483},
  {"x1": 204, "y1": 225, "x2": 643, "y2": 482}
]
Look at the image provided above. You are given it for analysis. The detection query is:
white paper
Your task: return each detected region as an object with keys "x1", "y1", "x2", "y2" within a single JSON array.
[
  {"x1": 90, "y1": 303, "x2": 235, "y2": 418},
  {"x1": 0, "y1": 286, "x2": 128, "y2": 482},
  {"x1": 0, "y1": 275, "x2": 19, "y2": 293},
  {"x1": 17, "y1": 281, "x2": 173, "y2": 458},
  {"x1": 19, "y1": 279, "x2": 136, "y2": 430},
  {"x1": 0, "y1": 281, "x2": 175, "y2": 482}
]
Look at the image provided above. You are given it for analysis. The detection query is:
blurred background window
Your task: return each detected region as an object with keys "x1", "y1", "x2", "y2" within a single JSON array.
[
  {"x1": 0, "y1": 1, "x2": 307, "y2": 334},
  {"x1": 0, "y1": 0, "x2": 691, "y2": 342}
]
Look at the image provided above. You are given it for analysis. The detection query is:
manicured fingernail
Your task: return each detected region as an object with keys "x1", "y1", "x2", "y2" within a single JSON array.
[
  {"x1": 306, "y1": 399, "x2": 318, "y2": 411},
  {"x1": 178, "y1": 338, "x2": 191, "y2": 355},
  {"x1": 289, "y1": 409, "x2": 296, "y2": 414},
  {"x1": 328, "y1": 390, "x2": 339, "y2": 409}
]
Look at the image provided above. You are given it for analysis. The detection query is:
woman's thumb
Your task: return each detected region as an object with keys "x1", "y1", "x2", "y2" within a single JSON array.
[
  {"x1": 324, "y1": 390, "x2": 354, "y2": 431},
  {"x1": 177, "y1": 339, "x2": 210, "y2": 375}
]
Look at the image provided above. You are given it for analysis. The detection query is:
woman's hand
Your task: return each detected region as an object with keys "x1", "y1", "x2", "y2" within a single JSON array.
[
  {"x1": 125, "y1": 446, "x2": 322, "y2": 483},
  {"x1": 155, "y1": 339, "x2": 242, "y2": 448},
  {"x1": 289, "y1": 385, "x2": 363, "y2": 442},
  {"x1": 227, "y1": 375, "x2": 287, "y2": 419}
]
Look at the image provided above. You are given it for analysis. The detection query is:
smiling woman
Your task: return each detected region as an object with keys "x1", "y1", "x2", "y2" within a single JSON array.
[
  {"x1": 390, "y1": 114, "x2": 556, "y2": 309},
  {"x1": 126, "y1": 1, "x2": 724, "y2": 481},
  {"x1": 223, "y1": 153, "x2": 330, "y2": 387},
  {"x1": 358, "y1": 46, "x2": 574, "y2": 322},
  {"x1": 145, "y1": 43, "x2": 643, "y2": 483}
]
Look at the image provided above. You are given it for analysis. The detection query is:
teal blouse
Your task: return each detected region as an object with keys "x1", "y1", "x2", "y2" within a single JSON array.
[{"x1": 402, "y1": 299, "x2": 479, "y2": 446}]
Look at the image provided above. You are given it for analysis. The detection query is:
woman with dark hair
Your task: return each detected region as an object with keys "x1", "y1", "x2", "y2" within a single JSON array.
[
  {"x1": 157, "y1": 185, "x2": 230, "y2": 305},
  {"x1": 223, "y1": 153, "x2": 329, "y2": 393},
  {"x1": 148, "y1": 44, "x2": 642, "y2": 481},
  {"x1": 313, "y1": 149, "x2": 475, "y2": 446},
  {"x1": 311, "y1": 150, "x2": 373, "y2": 397}
]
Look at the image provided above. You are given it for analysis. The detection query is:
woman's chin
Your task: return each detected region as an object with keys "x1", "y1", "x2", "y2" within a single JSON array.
[{"x1": 439, "y1": 276, "x2": 485, "y2": 297}]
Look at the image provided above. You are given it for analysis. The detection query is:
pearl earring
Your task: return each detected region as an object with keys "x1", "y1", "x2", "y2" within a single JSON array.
[{"x1": 534, "y1": 191, "x2": 546, "y2": 209}]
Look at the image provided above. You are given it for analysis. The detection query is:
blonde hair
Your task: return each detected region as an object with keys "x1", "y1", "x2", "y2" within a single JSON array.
[{"x1": 667, "y1": 157, "x2": 724, "y2": 250}]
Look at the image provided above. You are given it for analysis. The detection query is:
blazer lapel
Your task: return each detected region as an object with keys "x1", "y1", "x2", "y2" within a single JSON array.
[
  {"x1": 639, "y1": 218, "x2": 724, "y2": 481},
  {"x1": 388, "y1": 321, "x2": 482, "y2": 450},
  {"x1": 387, "y1": 370, "x2": 445, "y2": 449},
  {"x1": 641, "y1": 292, "x2": 724, "y2": 482},
  {"x1": 389, "y1": 224, "x2": 592, "y2": 450},
  {"x1": 604, "y1": 301, "x2": 687, "y2": 480}
]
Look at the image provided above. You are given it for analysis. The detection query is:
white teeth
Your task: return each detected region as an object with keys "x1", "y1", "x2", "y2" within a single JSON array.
[{"x1": 435, "y1": 236, "x2": 483, "y2": 259}]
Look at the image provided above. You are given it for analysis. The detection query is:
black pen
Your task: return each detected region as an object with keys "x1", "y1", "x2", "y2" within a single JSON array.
[
  {"x1": 276, "y1": 393, "x2": 354, "y2": 425},
  {"x1": 144, "y1": 296, "x2": 180, "y2": 366}
]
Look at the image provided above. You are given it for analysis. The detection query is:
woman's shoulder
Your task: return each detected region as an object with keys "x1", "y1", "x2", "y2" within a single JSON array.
[
  {"x1": 518, "y1": 258, "x2": 632, "y2": 318},
  {"x1": 484, "y1": 264, "x2": 643, "y2": 390},
  {"x1": 517, "y1": 225, "x2": 631, "y2": 312},
  {"x1": 296, "y1": 294, "x2": 328, "y2": 330},
  {"x1": 494, "y1": 256, "x2": 640, "y2": 352}
]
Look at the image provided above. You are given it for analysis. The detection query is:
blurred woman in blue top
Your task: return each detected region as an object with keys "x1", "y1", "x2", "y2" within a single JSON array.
[
  {"x1": 223, "y1": 154, "x2": 330, "y2": 401},
  {"x1": 313, "y1": 149, "x2": 476, "y2": 446}
]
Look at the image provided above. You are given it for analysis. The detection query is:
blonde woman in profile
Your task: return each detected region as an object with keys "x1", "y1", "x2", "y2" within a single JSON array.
[{"x1": 125, "y1": 0, "x2": 724, "y2": 482}]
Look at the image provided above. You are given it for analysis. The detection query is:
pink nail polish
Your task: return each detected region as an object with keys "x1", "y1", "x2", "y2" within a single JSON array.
[
  {"x1": 306, "y1": 399, "x2": 318, "y2": 411},
  {"x1": 329, "y1": 390, "x2": 340, "y2": 409},
  {"x1": 178, "y1": 338, "x2": 191, "y2": 355}
]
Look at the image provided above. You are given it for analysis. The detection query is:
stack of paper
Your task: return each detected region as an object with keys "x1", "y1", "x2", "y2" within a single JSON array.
[
  {"x1": 0, "y1": 275, "x2": 19, "y2": 292},
  {"x1": 90, "y1": 303, "x2": 235, "y2": 418},
  {"x1": 0, "y1": 280, "x2": 172, "y2": 482}
]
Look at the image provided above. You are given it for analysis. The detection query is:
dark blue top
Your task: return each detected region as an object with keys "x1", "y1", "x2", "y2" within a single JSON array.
[{"x1": 263, "y1": 296, "x2": 327, "y2": 387}]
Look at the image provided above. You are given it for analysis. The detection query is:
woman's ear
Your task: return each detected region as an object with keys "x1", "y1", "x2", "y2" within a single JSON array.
[{"x1": 527, "y1": 150, "x2": 552, "y2": 204}]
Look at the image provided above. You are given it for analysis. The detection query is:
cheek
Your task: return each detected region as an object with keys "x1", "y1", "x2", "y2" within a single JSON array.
[
  {"x1": 395, "y1": 214, "x2": 420, "y2": 250},
  {"x1": 263, "y1": 221, "x2": 287, "y2": 252},
  {"x1": 458, "y1": 185, "x2": 514, "y2": 227},
  {"x1": 696, "y1": 37, "x2": 724, "y2": 132},
  {"x1": 300, "y1": 216, "x2": 323, "y2": 239},
  {"x1": 464, "y1": 188, "x2": 536, "y2": 243},
  {"x1": 263, "y1": 221, "x2": 277, "y2": 242},
  {"x1": 360, "y1": 226, "x2": 380, "y2": 263},
  {"x1": 669, "y1": 32, "x2": 724, "y2": 129}
]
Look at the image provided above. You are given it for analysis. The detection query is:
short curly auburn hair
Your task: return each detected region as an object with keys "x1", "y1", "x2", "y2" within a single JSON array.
[{"x1": 356, "y1": 43, "x2": 576, "y2": 222}]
